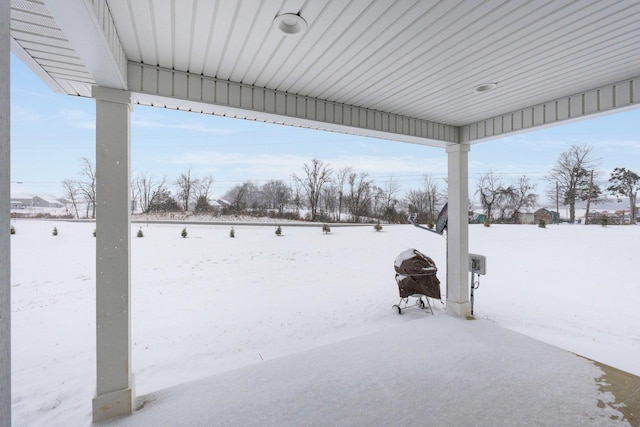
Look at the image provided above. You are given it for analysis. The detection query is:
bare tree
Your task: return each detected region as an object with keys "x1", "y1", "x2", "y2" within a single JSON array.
[
  {"x1": 195, "y1": 175, "x2": 215, "y2": 201},
  {"x1": 261, "y1": 180, "x2": 291, "y2": 214},
  {"x1": 321, "y1": 185, "x2": 338, "y2": 220},
  {"x1": 546, "y1": 145, "x2": 598, "y2": 223},
  {"x1": 405, "y1": 189, "x2": 428, "y2": 220},
  {"x1": 191, "y1": 175, "x2": 215, "y2": 214},
  {"x1": 223, "y1": 181, "x2": 259, "y2": 213},
  {"x1": 500, "y1": 176, "x2": 538, "y2": 223},
  {"x1": 77, "y1": 157, "x2": 97, "y2": 218},
  {"x1": 61, "y1": 179, "x2": 81, "y2": 219},
  {"x1": 291, "y1": 182, "x2": 304, "y2": 216},
  {"x1": 423, "y1": 174, "x2": 442, "y2": 223},
  {"x1": 371, "y1": 185, "x2": 385, "y2": 220},
  {"x1": 334, "y1": 167, "x2": 352, "y2": 222},
  {"x1": 147, "y1": 188, "x2": 181, "y2": 212},
  {"x1": 174, "y1": 169, "x2": 200, "y2": 212},
  {"x1": 476, "y1": 170, "x2": 504, "y2": 222},
  {"x1": 293, "y1": 158, "x2": 332, "y2": 221},
  {"x1": 134, "y1": 172, "x2": 167, "y2": 214},
  {"x1": 379, "y1": 177, "x2": 401, "y2": 223},
  {"x1": 346, "y1": 172, "x2": 373, "y2": 222},
  {"x1": 608, "y1": 167, "x2": 640, "y2": 225}
]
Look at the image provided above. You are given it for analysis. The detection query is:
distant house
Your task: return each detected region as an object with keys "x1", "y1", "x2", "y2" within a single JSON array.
[
  {"x1": 10, "y1": 200, "x2": 26, "y2": 209},
  {"x1": 215, "y1": 199, "x2": 232, "y2": 209},
  {"x1": 534, "y1": 208, "x2": 559, "y2": 224},
  {"x1": 32, "y1": 195, "x2": 64, "y2": 208},
  {"x1": 469, "y1": 212, "x2": 486, "y2": 224},
  {"x1": 11, "y1": 194, "x2": 33, "y2": 207},
  {"x1": 516, "y1": 212, "x2": 535, "y2": 225}
]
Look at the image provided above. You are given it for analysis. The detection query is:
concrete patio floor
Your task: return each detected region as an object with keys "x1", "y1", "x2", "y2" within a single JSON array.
[{"x1": 96, "y1": 314, "x2": 638, "y2": 427}]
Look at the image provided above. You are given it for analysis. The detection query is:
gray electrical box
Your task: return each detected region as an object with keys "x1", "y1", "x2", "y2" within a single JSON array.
[{"x1": 469, "y1": 253, "x2": 486, "y2": 275}]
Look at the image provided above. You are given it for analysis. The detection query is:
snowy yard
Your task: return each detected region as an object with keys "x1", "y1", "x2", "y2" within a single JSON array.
[{"x1": 9, "y1": 219, "x2": 640, "y2": 425}]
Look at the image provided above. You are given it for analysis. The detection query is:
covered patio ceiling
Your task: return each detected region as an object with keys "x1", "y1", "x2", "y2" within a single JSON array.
[{"x1": 9, "y1": 0, "x2": 640, "y2": 147}]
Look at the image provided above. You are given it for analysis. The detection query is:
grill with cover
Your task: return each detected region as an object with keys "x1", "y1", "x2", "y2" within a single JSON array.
[{"x1": 393, "y1": 248, "x2": 441, "y2": 314}]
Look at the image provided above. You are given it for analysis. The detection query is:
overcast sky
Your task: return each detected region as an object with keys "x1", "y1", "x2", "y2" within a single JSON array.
[{"x1": 9, "y1": 53, "x2": 640, "y2": 205}]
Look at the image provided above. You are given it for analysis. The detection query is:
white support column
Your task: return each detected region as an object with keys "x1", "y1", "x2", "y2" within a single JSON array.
[
  {"x1": 446, "y1": 144, "x2": 471, "y2": 318},
  {"x1": 91, "y1": 86, "x2": 134, "y2": 422},
  {"x1": 0, "y1": 2, "x2": 11, "y2": 426}
]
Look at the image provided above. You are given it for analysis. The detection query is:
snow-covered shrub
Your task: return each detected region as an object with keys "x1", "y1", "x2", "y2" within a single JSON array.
[
  {"x1": 275, "y1": 225, "x2": 282, "y2": 236},
  {"x1": 322, "y1": 223, "x2": 331, "y2": 234},
  {"x1": 181, "y1": 228, "x2": 188, "y2": 238},
  {"x1": 230, "y1": 227, "x2": 235, "y2": 238},
  {"x1": 374, "y1": 220, "x2": 382, "y2": 232},
  {"x1": 538, "y1": 219, "x2": 546, "y2": 228},
  {"x1": 52, "y1": 227, "x2": 58, "y2": 236},
  {"x1": 137, "y1": 228, "x2": 144, "y2": 238},
  {"x1": 10, "y1": 225, "x2": 15, "y2": 235}
]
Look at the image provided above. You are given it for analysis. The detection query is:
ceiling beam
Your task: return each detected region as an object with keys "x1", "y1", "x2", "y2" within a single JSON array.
[
  {"x1": 127, "y1": 62, "x2": 458, "y2": 148},
  {"x1": 461, "y1": 77, "x2": 640, "y2": 144},
  {"x1": 44, "y1": 0, "x2": 127, "y2": 89}
]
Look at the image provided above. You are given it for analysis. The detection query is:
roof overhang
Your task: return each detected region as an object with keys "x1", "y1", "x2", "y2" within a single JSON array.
[{"x1": 9, "y1": 0, "x2": 640, "y2": 147}]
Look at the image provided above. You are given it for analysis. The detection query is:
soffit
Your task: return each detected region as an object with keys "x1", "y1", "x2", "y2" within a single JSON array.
[{"x1": 9, "y1": 0, "x2": 640, "y2": 143}]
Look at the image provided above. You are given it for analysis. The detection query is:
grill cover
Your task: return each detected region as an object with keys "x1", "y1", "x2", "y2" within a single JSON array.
[{"x1": 394, "y1": 249, "x2": 441, "y2": 299}]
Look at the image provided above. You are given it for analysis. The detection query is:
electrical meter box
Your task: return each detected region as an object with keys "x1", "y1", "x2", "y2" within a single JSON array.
[{"x1": 469, "y1": 253, "x2": 486, "y2": 275}]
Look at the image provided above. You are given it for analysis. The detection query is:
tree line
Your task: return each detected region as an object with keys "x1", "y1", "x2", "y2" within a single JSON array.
[
  {"x1": 179, "y1": 157, "x2": 446, "y2": 224},
  {"x1": 61, "y1": 146, "x2": 640, "y2": 225},
  {"x1": 60, "y1": 157, "x2": 446, "y2": 224},
  {"x1": 476, "y1": 144, "x2": 640, "y2": 225}
]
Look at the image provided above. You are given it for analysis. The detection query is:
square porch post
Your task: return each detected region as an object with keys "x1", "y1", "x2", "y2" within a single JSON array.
[
  {"x1": 446, "y1": 144, "x2": 471, "y2": 318},
  {"x1": 91, "y1": 87, "x2": 134, "y2": 422},
  {"x1": 0, "y1": 1, "x2": 11, "y2": 426}
]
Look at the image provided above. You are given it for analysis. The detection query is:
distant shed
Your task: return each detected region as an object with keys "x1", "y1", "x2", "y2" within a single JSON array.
[{"x1": 534, "y1": 208, "x2": 559, "y2": 224}]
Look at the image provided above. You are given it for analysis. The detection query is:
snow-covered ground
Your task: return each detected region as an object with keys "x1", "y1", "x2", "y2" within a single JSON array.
[{"x1": 9, "y1": 219, "x2": 640, "y2": 425}]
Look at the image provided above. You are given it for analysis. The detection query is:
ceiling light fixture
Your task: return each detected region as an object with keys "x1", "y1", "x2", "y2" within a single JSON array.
[
  {"x1": 474, "y1": 83, "x2": 498, "y2": 93},
  {"x1": 273, "y1": 13, "x2": 307, "y2": 35}
]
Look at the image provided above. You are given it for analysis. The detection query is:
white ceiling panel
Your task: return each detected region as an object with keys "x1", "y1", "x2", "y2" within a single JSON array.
[{"x1": 9, "y1": 0, "x2": 640, "y2": 145}]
